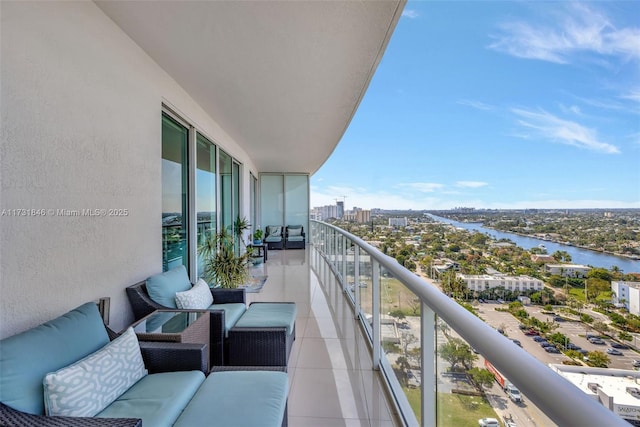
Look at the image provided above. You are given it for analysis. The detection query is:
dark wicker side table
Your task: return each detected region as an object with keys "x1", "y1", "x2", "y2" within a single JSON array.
[{"x1": 131, "y1": 310, "x2": 210, "y2": 371}]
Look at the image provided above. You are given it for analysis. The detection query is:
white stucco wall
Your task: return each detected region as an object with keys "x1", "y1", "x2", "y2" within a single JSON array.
[{"x1": 0, "y1": 1, "x2": 256, "y2": 338}]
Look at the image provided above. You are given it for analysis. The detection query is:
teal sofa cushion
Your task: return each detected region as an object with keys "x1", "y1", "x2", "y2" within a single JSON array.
[
  {"x1": 234, "y1": 303, "x2": 296, "y2": 334},
  {"x1": 210, "y1": 303, "x2": 247, "y2": 336},
  {"x1": 173, "y1": 370, "x2": 288, "y2": 427},
  {"x1": 96, "y1": 371, "x2": 205, "y2": 427},
  {"x1": 146, "y1": 265, "x2": 192, "y2": 308},
  {"x1": 0, "y1": 302, "x2": 110, "y2": 415}
]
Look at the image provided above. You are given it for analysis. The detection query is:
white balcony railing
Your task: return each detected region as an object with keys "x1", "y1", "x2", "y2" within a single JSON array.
[{"x1": 310, "y1": 220, "x2": 629, "y2": 427}]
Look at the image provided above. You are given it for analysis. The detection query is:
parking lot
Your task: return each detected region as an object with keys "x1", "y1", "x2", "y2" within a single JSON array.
[{"x1": 478, "y1": 302, "x2": 640, "y2": 370}]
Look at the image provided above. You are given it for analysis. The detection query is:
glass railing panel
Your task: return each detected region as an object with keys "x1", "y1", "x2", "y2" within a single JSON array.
[
  {"x1": 380, "y1": 266, "x2": 423, "y2": 424},
  {"x1": 357, "y1": 250, "x2": 374, "y2": 336},
  {"x1": 344, "y1": 238, "x2": 356, "y2": 304}
]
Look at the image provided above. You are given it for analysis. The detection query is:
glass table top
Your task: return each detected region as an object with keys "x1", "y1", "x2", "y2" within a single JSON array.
[{"x1": 133, "y1": 311, "x2": 206, "y2": 335}]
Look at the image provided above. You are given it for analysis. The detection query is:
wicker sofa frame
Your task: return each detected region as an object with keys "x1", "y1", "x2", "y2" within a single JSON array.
[{"x1": 126, "y1": 280, "x2": 245, "y2": 366}]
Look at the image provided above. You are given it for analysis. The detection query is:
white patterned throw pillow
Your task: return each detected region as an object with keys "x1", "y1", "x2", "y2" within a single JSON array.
[
  {"x1": 175, "y1": 278, "x2": 213, "y2": 309},
  {"x1": 43, "y1": 327, "x2": 147, "y2": 417}
]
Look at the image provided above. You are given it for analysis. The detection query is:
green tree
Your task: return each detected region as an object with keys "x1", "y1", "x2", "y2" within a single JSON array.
[
  {"x1": 438, "y1": 338, "x2": 477, "y2": 371},
  {"x1": 586, "y1": 351, "x2": 610, "y2": 368},
  {"x1": 619, "y1": 331, "x2": 633, "y2": 342},
  {"x1": 592, "y1": 321, "x2": 610, "y2": 334},
  {"x1": 468, "y1": 367, "x2": 495, "y2": 392}
]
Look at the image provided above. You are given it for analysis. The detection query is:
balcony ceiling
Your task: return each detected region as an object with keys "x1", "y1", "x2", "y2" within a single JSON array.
[{"x1": 96, "y1": 1, "x2": 405, "y2": 174}]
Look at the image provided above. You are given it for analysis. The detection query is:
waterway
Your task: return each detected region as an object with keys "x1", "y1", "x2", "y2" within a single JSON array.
[{"x1": 428, "y1": 214, "x2": 640, "y2": 273}]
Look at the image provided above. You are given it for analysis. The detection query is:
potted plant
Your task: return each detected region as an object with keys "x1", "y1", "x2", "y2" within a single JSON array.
[
  {"x1": 253, "y1": 229, "x2": 263, "y2": 245},
  {"x1": 198, "y1": 227, "x2": 250, "y2": 288}
]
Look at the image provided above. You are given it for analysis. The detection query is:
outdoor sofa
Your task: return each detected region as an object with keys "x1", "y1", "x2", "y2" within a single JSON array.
[
  {"x1": 0, "y1": 302, "x2": 289, "y2": 427},
  {"x1": 126, "y1": 265, "x2": 296, "y2": 366}
]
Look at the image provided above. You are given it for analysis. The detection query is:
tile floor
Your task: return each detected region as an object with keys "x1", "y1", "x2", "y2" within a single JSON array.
[{"x1": 247, "y1": 247, "x2": 399, "y2": 427}]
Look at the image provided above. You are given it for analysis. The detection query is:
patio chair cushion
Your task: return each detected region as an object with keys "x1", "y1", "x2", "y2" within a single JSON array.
[
  {"x1": 146, "y1": 265, "x2": 192, "y2": 309},
  {"x1": 173, "y1": 370, "x2": 288, "y2": 427},
  {"x1": 234, "y1": 303, "x2": 297, "y2": 334},
  {"x1": 175, "y1": 279, "x2": 213, "y2": 310},
  {"x1": 287, "y1": 226, "x2": 302, "y2": 236},
  {"x1": 96, "y1": 371, "x2": 205, "y2": 427},
  {"x1": 43, "y1": 328, "x2": 147, "y2": 417},
  {"x1": 266, "y1": 225, "x2": 282, "y2": 237},
  {"x1": 0, "y1": 302, "x2": 110, "y2": 415},
  {"x1": 209, "y1": 303, "x2": 248, "y2": 336}
]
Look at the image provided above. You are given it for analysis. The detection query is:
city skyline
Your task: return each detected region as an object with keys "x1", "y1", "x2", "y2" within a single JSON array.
[{"x1": 310, "y1": 1, "x2": 640, "y2": 211}]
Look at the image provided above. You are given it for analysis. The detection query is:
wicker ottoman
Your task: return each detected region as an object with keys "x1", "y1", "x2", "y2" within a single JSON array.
[{"x1": 227, "y1": 302, "x2": 296, "y2": 367}]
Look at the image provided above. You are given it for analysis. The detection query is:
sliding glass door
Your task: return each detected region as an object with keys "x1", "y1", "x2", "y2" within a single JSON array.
[{"x1": 162, "y1": 113, "x2": 189, "y2": 271}]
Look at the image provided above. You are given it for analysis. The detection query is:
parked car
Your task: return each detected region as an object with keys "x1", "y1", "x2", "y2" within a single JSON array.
[
  {"x1": 607, "y1": 348, "x2": 623, "y2": 356},
  {"x1": 524, "y1": 329, "x2": 538, "y2": 336},
  {"x1": 479, "y1": 418, "x2": 500, "y2": 427},
  {"x1": 545, "y1": 347, "x2": 561, "y2": 353},
  {"x1": 611, "y1": 342, "x2": 630, "y2": 349},
  {"x1": 533, "y1": 336, "x2": 546, "y2": 342},
  {"x1": 588, "y1": 337, "x2": 605, "y2": 345},
  {"x1": 553, "y1": 315, "x2": 564, "y2": 322},
  {"x1": 511, "y1": 339, "x2": 522, "y2": 347},
  {"x1": 632, "y1": 360, "x2": 640, "y2": 368},
  {"x1": 566, "y1": 343, "x2": 581, "y2": 350}
]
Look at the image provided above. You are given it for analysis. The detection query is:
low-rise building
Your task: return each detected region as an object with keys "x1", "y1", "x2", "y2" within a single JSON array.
[
  {"x1": 457, "y1": 274, "x2": 544, "y2": 293},
  {"x1": 612, "y1": 281, "x2": 640, "y2": 315},
  {"x1": 544, "y1": 263, "x2": 591, "y2": 278},
  {"x1": 549, "y1": 364, "x2": 640, "y2": 425},
  {"x1": 531, "y1": 254, "x2": 556, "y2": 264}
]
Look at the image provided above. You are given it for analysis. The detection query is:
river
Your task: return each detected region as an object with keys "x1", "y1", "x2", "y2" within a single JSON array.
[{"x1": 428, "y1": 214, "x2": 640, "y2": 273}]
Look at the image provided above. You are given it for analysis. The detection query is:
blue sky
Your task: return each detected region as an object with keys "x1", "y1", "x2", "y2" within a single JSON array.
[{"x1": 310, "y1": 1, "x2": 640, "y2": 211}]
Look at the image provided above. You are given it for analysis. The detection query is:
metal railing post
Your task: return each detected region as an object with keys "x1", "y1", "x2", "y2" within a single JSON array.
[
  {"x1": 422, "y1": 303, "x2": 437, "y2": 427},
  {"x1": 372, "y1": 258, "x2": 380, "y2": 370},
  {"x1": 354, "y1": 246, "x2": 360, "y2": 317}
]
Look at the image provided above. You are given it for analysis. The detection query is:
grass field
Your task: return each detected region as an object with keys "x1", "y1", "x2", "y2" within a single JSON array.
[{"x1": 403, "y1": 388, "x2": 498, "y2": 426}]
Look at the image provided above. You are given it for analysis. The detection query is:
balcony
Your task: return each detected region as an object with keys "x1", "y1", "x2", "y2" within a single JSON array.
[{"x1": 253, "y1": 221, "x2": 629, "y2": 426}]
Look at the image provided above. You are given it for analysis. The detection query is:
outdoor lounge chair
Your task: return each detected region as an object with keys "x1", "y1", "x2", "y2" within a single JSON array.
[
  {"x1": 285, "y1": 225, "x2": 305, "y2": 249},
  {"x1": 264, "y1": 225, "x2": 284, "y2": 250}
]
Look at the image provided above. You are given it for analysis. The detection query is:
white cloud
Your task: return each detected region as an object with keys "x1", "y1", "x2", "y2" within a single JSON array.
[
  {"x1": 397, "y1": 182, "x2": 444, "y2": 193},
  {"x1": 621, "y1": 89, "x2": 640, "y2": 103},
  {"x1": 457, "y1": 100, "x2": 494, "y2": 111},
  {"x1": 511, "y1": 108, "x2": 620, "y2": 154},
  {"x1": 488, "y1": 3, "x2": 640, "y2": 64},
  {"x1": 402, "y1": 9, "x2": 419, "y2": 19},
  {"x1": 311, "y1": 185, "x2": 640, "y2": 211},
  {"x1": 456, "y1": 181, "x2": 488, "y2": 188},
  {"x1": 559, "y1": 104, "x2": 583, "y2": 116}
]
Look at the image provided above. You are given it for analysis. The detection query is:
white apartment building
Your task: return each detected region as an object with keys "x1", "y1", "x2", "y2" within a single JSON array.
[
  {"x1": 545, "y1": 263, "x2": 592, "y2": 278},
  {"x1": 389, "y1": 217, "x2": 408, "y2": 227},
  {"x1": 458, "y1": 274, "x2": 544, "y2": 293},
  {"x1": 611, "y1": 281, "x2": 640, "y2": 315}
]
